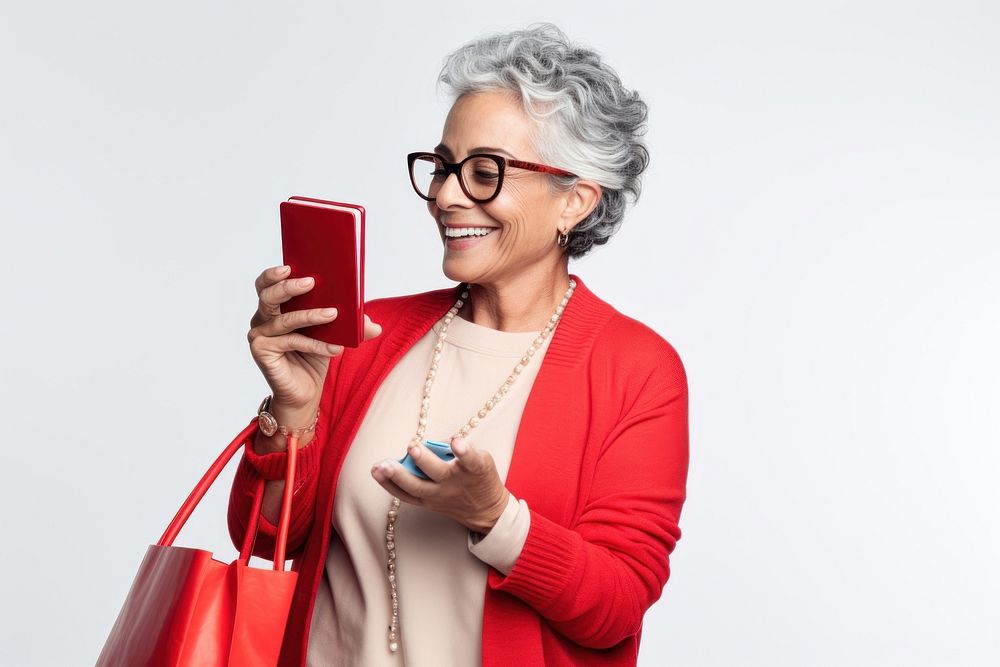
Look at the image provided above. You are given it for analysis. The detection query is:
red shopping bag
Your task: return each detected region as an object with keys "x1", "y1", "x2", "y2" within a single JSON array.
[{"x1": 97, "y1": 420, "x2": 299, "y2": 666}]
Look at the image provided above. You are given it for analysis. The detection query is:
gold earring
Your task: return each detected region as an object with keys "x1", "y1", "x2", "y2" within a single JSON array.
[{"x1": 557, "y1": 229, "x2": 569, "y2": 247}]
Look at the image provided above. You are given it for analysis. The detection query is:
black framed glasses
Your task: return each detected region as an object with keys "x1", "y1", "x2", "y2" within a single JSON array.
[{"x1": 407, "y1": 151, "x2": 578, "y2": 204}]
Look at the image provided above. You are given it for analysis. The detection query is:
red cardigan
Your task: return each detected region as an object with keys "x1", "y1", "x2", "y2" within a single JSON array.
[{"x1": 227, "y1": 275, "x2": 689, "y2": 666}]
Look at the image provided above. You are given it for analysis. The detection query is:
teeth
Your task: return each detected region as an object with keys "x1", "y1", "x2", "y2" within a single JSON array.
[{"x1": 445, "y1": 227, "x2": 495, "y2": 238}]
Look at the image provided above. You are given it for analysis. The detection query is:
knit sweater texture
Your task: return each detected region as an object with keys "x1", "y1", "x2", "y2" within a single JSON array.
[{"x1": 227, "y1": 274, "x2": 689, "y2": 666}]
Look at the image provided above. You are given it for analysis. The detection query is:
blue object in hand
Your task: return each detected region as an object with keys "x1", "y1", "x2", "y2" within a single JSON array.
[{"x1": 399, "y1": 439, "x2": 455, "y2": 479}]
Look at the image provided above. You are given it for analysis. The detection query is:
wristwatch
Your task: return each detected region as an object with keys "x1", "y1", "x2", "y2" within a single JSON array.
[{"x1": 257, "y1": 395, "x2": 319, "y2": 438}]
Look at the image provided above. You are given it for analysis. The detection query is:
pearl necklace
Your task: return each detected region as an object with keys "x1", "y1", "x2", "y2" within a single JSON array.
[{"x1": 383, "y1": 278, "x2": 576, "y2": 653}]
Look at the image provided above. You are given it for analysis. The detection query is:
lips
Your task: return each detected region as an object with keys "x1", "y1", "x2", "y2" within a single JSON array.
[{"x1": 441, "y1": 225, "x2": 497, "y2": 250}]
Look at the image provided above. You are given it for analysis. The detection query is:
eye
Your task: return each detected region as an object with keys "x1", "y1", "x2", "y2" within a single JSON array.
[
  {"x1": 472, "y1": 169, "x2": 499, "y2": 181},
  {"x1": 463, "y1": 156, "x2": 502, "y2": 185}
]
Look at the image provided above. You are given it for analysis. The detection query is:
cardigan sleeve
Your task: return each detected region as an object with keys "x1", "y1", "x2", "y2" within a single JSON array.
[
  {"x1": 486, "y1": 348, "x2": 689, "y2": 649},
  {"x1": 225, "y1": 420, "x2": 326, "y2": 561},
  {"x1": 226, "y1": 353, "x2": 344, "y2": 562}
]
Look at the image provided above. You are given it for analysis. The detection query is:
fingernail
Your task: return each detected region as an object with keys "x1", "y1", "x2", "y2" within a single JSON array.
[
  {"x1": 409, "y1": 444, "x2": 421, "y2": 459},
  {"x1": 321, "y1": 307, "x2": 338, "y2": 317},
  {"x1": 298, "y1": 277, "x2": 314, "y2": 287},
  {"x1": 277, "y1": 265, "x2": 290, "y2": 274}
]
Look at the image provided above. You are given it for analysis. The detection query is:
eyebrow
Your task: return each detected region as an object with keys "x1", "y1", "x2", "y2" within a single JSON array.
[{"x1": 434, "y1": 144, "x2": 516, "y2": 159}]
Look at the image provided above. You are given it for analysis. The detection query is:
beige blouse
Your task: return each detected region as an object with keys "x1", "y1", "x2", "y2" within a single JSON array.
[{"x1": 305, "y1": 313, "x2": 554, "y2": 666}]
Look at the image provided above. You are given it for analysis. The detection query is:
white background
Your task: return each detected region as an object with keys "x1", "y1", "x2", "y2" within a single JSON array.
[{"x1": 1, "y1": 1, "x2": 998, "y2": 665}]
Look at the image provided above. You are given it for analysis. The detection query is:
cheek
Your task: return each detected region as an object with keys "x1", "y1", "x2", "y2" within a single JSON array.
[
  {"x1": 490, "y1": 184, "x2": 557, "y2": 245},
  {"x1": 487, "y1": 201, "x2": 531, "y2": 246}
]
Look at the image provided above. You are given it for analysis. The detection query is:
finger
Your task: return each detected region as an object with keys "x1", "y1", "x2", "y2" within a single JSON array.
[
  {"x1": 372, "y1": 464, "x2": 423, "y2": 505},
  {"x1": 372, "y1": 460, "x2": 435, "y2": 499},
  {"x1": 363, "y1": 314, "x2": 383, "y2": 341},
  {"x1": 254, "y1": 265, "x2": 291, "y2": 297},
  {"x1": 251, "y1": 331, "x2": 344, "y2": 358},
  {"x1": 253, "y1": 307, "x2": 338, "y2": 339},
  {"x1": 260, "y1": 276, "x2": 315, "y2": 310},
  {"x1": 404, "y1": 440, "x2": 451, "y2": 482},
  {"x1": 252, "y1": 276, "x2": 315, "y2": 327}
]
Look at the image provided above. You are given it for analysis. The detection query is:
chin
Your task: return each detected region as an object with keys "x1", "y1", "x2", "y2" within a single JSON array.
[{"x1": 441, "y1": 257, "x2": 479, "y2": 285}]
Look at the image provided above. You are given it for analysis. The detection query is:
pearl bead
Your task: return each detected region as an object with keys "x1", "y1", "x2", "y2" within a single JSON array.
[{"x1": 385, "y1": 277, "x2": 576, "y2": 653}]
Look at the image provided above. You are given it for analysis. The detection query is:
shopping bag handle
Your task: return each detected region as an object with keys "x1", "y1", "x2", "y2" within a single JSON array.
[{"x1": 156, "y1": 418, "x2": 298, "y2": 572}]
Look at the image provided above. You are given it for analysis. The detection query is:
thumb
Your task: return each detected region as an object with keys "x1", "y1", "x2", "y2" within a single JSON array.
[
  {"x1": 451, "y1": 436, "x2": 480, "y2": 470},
  {"x1": 363, "y1": 315, "x2": 383, "y2": 340}
]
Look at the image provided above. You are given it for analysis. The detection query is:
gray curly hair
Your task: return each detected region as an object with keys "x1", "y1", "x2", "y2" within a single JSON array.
[{"x1": 438, "y1": 23, "x2": 650, "y2": 258}]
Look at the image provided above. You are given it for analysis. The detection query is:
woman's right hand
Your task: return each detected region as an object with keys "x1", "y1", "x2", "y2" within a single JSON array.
[{"x1": 247, "y1": 265, "x2": 382, "y2": 416}]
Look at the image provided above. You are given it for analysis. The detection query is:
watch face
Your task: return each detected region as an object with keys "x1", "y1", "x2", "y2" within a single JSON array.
[{"x1": 259, "y1": 412, "x2": 278, "y2": 437}]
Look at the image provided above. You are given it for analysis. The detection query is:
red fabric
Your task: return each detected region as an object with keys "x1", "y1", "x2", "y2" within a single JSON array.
[{"x1": 227, "y1": 275, "x2": 689, "y2": 666}]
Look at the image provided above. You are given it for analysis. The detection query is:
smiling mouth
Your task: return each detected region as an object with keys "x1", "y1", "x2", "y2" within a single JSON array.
[{"x1": 443, "y1": 226, "x2": 498, "y2": 239}]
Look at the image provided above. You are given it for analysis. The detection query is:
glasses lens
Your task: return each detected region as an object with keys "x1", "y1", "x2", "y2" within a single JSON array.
[
  {"x1": 411, "y1": 154, "x2": 446, "y2": 200},
  {"x1": 461, "y1": 156, "x2": 502, "y2": 202}
]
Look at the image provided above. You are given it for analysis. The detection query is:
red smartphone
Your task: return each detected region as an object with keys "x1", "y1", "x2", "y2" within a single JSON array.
[{"x1": 279, "y1": 196, "x2": 365, "y2": 347}]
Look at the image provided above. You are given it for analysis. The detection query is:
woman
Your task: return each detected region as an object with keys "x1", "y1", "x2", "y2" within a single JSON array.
[{"x1": 229, "y1": 23, "x2": 689, "y2": 667}]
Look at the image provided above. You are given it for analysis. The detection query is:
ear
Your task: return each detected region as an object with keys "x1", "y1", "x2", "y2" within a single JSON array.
[{"x1": 559, "y1": 179, "x2": 603, "y2": 233}]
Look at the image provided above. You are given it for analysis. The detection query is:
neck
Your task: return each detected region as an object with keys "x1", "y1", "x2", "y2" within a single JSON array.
[{"x1": 458, "y1": 264, "x2": 572, "y2": 332}]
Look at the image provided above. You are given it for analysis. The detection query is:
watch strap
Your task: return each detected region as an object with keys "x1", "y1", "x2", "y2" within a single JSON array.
[{"x1": 257, "y1": 395, "x2": 319, "y2": 438}]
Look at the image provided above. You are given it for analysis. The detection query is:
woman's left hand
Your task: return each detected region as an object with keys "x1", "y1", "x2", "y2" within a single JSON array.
[{"x1": 370, "y1": 437, "x2": 510, "y2": 534}]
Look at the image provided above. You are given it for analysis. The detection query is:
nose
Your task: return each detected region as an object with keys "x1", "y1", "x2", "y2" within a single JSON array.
[{"x1": 434, "y1": 170, "x2": 474, "y2": 210}]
